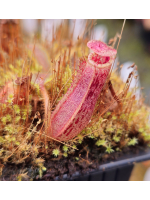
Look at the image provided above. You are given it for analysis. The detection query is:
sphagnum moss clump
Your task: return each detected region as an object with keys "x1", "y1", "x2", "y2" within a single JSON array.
[{"x1": 0, "y1": 19, "x2": 150, "y2": 180}]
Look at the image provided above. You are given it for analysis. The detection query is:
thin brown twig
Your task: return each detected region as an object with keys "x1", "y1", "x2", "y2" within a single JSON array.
[
  {"x1": 51, "y1": 71, "x2": 76, "y2": 108},
  {"x1": 36, "y1": 132, "x2": 79, "y2": 150},
  {"x1": 108, "y1": 19, "x2": 126, "y2": 79}
]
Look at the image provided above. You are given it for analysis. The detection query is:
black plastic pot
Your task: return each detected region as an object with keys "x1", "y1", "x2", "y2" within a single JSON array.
[{"x1": 54, "y1": 148, "x2": 150, "y2": 181}]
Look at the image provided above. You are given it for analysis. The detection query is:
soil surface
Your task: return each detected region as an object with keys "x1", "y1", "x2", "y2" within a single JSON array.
[{"x1": 0, "y1": 137, "x2": 148, "y2": 181}]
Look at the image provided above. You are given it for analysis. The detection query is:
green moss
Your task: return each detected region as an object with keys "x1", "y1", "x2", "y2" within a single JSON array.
[
  {"x1": 52, "y1": 149, "x2": 60, "y2": 157},
  {"x1": 95, "y1": 139, "x2": 107, "y2": 147},
  {"x1": 113, "y1": 136, "x2": 120, "y2": 143},
  {"x1": 63, "y1": 145, "x2": 68, "y2": 152},
  {"x1": 128, "y1": 137, "x2": 138, "y2": 146},
  {"x1": 63, "y1": 152, "x2": 68, "y2": 157},
  {"x1": 106, "y1": 144, "x2": 114, "y2": 154}
]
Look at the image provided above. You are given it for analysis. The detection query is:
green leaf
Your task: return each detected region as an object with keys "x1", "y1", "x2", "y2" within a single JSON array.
[
  {"x1": 0, "y1": 136, "x2": 4, "y2": 144},
  {"x1": 13, "y1": 105, "x2": 20, "y2": 114},
  {"x1": 6, "y1": 114, "x2": 12, "y2": 122},
  {"x1": 42, "y1": 167, "x2": 46, "y2": 171},
  {"x1": 15, "y1": 116, "x2": 21, "y2": 123},
  {"x1": 78, "y1": 140, "x2": 82, "y2": 144},
  {"x1": 116, "y1": 147, "x2": 121, "y2": 152},
  {"x1": 34, "y1": 83, "x2": 40, "y2": 95},
  {"x1": 63, "y1": 145, "x2": 68, "y2": 152},
  {"x1": 22, "y1": 115, "x2": 27, "y2": 121},
  {"x1": 120, "y1": 113, "x2": 126, "y2": 119},
  {"x1": 72, "y1": 145, "x2": 77, "y2": 149},
  {"x1": 106, "y1": 112, "x2": 111, "y2": 117},
  {"x1": 139, "y1": 128, "x2": 144, "y2": 133},
  {"x1": 17, "y1": 175, "x2": 22, "y2": 181},
  {"x1": 112, "y1": 116, "x2": 117, "y2": 120},
  {"x1": 89, "y1": 135, "x2": 95, "y2": 139},
  {"x1": 116, "y1": 129, "x2": 122, "y2": 135},
  {"x1": 52, "y1": 149, "x2": 60, "y2": 157},
  {"x1": 128, "y1": 137, "x2": 138, "y2": 146},
  {"x1": 4, "y1": 125, "x2": 14, "y2": 134},
  {"x1": 7, "y1": 98, "x2": 13, "y2": 104},
  {"x1": 63, "y1": 152, "x2": 68, "y2": 157},
  {"x1": 9, "y1": 64, "x2": 14, "y2": 70},
  {"x1": 8, "y1": 94, "x2": 14, "y2": 99},
  {"x1": 2, "y1": 104, "x2": 6, "y2": 110},
  {"x1": 15, "y1": 141, "x2": 20, "y2": 146},
  {"x1": 95, "y1": 139, "x2": 106, "y2": 147},
  {"x1": 39, "y1": 168, "x2": 42, "y2": 179},
  {"x1": 106, "y1": 127, "x2": 114, "y2": 132},
  {"x1": 27, "y1": 131, "x2": 32, "y2": 138},
  {"x1": 106, "y1": 144, "x2": 114, "y2": 154},
  {"x1": 12, "y1": 137, "x2": 16, "y2": 142},
  {"x1": 113, "y1": 136, "x2": 120, "y2": 142},
  {"x1": 144, "y1": 134, "x2": 150, "y2": 141},
  {"x1": 1, "y1": 116, "x2": 7, "y2": 125}
]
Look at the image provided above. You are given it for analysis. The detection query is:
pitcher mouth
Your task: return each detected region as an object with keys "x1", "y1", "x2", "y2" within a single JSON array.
[
  {"x1": 87, "y1": 40, "x2": 117, "y2": 68},
  {"x1": 88, "y1": 52, "x2": 114, "y2": 68},
  {"x1": 87, "y1": 40, "x2": 117, "y2": 57}
]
